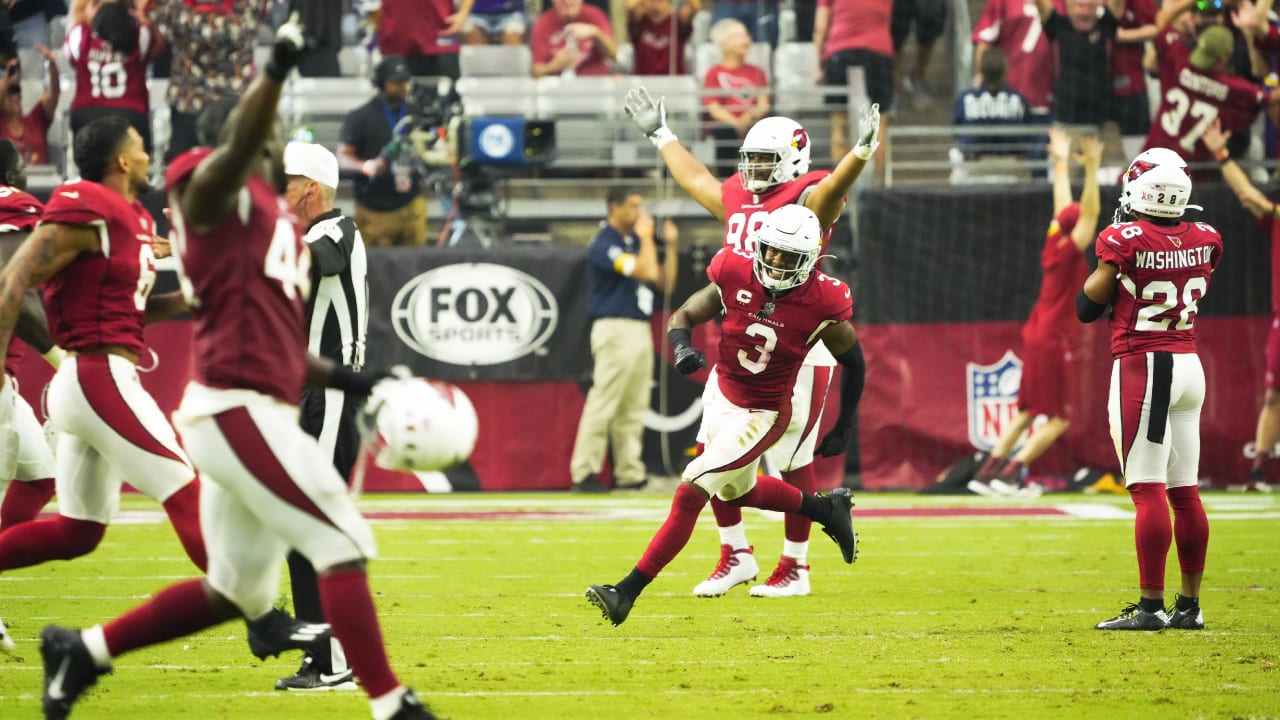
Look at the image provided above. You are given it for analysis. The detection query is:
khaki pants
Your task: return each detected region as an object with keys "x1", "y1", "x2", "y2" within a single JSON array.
[
  {"x1": 570, "y1": 318, "x2": 654, "y2": 486},
  {"x1": 355, "y1": 197, "x2": 428, "y2": 247}
]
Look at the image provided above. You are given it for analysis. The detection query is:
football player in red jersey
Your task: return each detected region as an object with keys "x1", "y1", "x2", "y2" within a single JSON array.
[
  {"x1": 1078, "y1": 148, "x2": 1219, "y2": 632},
  {"x1": 0, "y1": 116, "x2": 209, "y2": 602},
  {"x1": 32, "y1": 16, "x2": 440, "y2": 720},
  {"x1": 624, "y1": 85, "x2": 878, "y2": 598},
  {"x1": 587, "y1": 205, "x2": 863, "y2": 627},
  {"x1": 969, "y1": 129, "x2": 1103, "y2": 497}
]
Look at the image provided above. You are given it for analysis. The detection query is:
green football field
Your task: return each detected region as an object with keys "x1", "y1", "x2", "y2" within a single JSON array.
[{"x1": 1, "y1": 490, "x2": 1278, "y2": 720}]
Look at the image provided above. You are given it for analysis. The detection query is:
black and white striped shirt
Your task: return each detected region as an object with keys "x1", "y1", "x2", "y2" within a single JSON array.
[{"x1": 303, "y1": 209, "x2": 368, "y2": 369}]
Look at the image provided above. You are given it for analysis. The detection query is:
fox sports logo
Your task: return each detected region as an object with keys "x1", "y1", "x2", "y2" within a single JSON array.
[{"x1": 392, "y1": 263, "x2": 558, "y2": 366}]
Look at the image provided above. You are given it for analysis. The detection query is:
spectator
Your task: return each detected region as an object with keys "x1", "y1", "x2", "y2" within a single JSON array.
[
  {"x1": 891, "y1": 0, "x2": 947, "y2": 109},
  {"x1": 1112, "y1": 0, "x2": 1158, "y2": 160},
  {"x1": 65, "y1": 0, "x2": 165, "y2": 153},
  {"x1": 0, "y1": 40, "x2": 57, "y2": 166},
  {"x1": 952, "y1": 46, "x2": 1030, "y2": 160},
  {"x1": 8, "y1": 0, "x2": 64, "y2": 49},
  {"x1": 1036, "y1": 0, "x2": 1123, "y2": 130},
  {"x1": 293, "y1": 0, "x2": 344, "y2": 76},
  {"x1": 150, "y1": 0, "x2": 263, "y2": 161},
  {"x1": 464, "y1": 0, "x2": 526, "y2": 46},
  {"x1": 711, "y1": 0, "x2": 777, "y2": 48},
  {"x1": 570, "y1": 188, "x2": 677, "y2": 493},
  {"x1": 337, "y1": 55, "x2": 427, "y2": 247},
  {"x1": 372, "y1": 0, "x2": 468, "y2": 79},
  {"x1": 814, "y1": 0, "x2": 891, "y2": 174},
  {"x1": 972, "y1": 0, "x2": 1054, "y2": 119},
  {"x1": 627, "y1": 0, "x2": 699, "y2": 75},
  {"x1": 530, "y1": 0, "x2": 616, "y2": 78},
  {"x1": 702, "y1": 18, "x2": 769, "y2": 175}
]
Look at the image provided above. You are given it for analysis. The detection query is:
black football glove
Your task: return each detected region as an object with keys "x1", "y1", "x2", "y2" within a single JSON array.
[
  {"x1": 815, "y1": 421, "x2": 853, "y2": 457},
  {"x1": 673, "y1": 343, "x2": 706, "y2": 375}
]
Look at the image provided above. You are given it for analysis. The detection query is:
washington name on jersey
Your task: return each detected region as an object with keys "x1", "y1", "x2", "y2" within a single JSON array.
[
  {"x1": 708, "y1": 249, "x2": 852, "y2": 410},
  {"x1": 1095, "y1": 219, "x2": 1222, "y2": 357}
]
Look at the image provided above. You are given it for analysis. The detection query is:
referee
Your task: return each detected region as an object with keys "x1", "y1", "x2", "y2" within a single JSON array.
[{"x1": 276, "y1": 141, "x2": 369, "y2": 691}]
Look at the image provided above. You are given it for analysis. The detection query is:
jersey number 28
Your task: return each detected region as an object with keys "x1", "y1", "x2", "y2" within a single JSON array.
[{"x1": 1135, "y1": 276, "x2": 1207, "y2": 331}]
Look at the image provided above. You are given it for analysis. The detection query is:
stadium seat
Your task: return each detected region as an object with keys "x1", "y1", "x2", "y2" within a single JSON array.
[
  {"x1": 536, "y1": 75, "x2": 620, "y2": 167},
  {"x1": 459, "y1": 44, "x2": 533, "y2": 78},
  {"x1": 691, "y1": 10, "x2": 711, "y2": 45},
  {"x1": 618, "y1": 75, "x2": 705, "y2": 166},
  {"x1": 283, "y1": 77, "x2": 372, "y2": 147},
  {"x1": 455, "y1": 75, "x2": 537, "y2": 117},
  {"x1": 148, "y1": 78, "x2": 171, "y2": 169},
  {"x1": 338, "y1": 46, "x2": 369, "y2": 78},
  {"x1": 692, "y1": 41, "x2": 772, "y2": 84},
  {"x1": 773, "y1": 42, "x2": 821, "y2": 115}
]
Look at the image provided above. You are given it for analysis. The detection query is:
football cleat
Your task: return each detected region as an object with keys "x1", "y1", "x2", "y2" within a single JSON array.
[
  {"x1": 1166, "y1": 595, "x2": 1205, "y2": 630},
  {"x1": 40, "y1": 626, "x2": 107, "y2": 720},
  {"x1": 693, "y1": 545, "x2": 758, "y2": 597},
  {"x1": 0, "y1": 615, "x2": 15, "y2": 654},
  {"x1": 1094, "y1": 603, "x2": 1169, "y2": 631},
  {"x1": 275, "y1": 652, "x2": 357, "y2": 691},
  {"x1": 816, "y1": 488, "x2": 858, "y2": 564},
  {"x1": 390, "y1": 688, "x2": 440, "y2": 719},
  {"x1": 750, "y1": 556, "x2": 810, "y2": 597},
  {"x1": 245, "y1": 608, "x2": 331, "y2": 661},
  {"x1": 585, "y1": 584, "x2": 634, "y2": 627},
  {"x1": 966, "y1": 479, "x2": 1002, "y2": 497}
]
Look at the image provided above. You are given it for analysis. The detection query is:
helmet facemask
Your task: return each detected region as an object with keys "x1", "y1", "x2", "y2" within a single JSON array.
[
  {"x1": 739, "y1": 149, "x2": 784, "y2": 193},
  {"x1": 751, "y1": 207, "x2": 822, "y2": 292}
]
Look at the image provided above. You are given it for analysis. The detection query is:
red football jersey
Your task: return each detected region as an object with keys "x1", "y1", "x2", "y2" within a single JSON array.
[
  {"x1": 1145, "y1": 30, "x2": 1267, "y2": 167},
  {"x1": 971, "y1": 0, "x2": 1056, "y2": 110},
  {"x1": 64, "y1": 22, "x2": 160, "y2": 116},
  {"x1": 166, "y1": 148, "x2": 309, "y2": 405},
  {"x1": 720, "y1": 169, "x2": 831, "y2": 255},
  {"x1": 0, "y1": 185, "x2": 42, "y2": 376},
  {"x1": 707, "y1": 249, "x2": 852, "y2": 410},
  {"x1": 40, "y1": 181, "x2": 156, "y2": 356},
  {"x1": 1094, "y1": 219, "x2": 1222, "y2": 357},
  {"x1": 1022, "y1": 219, "x2": 1087, "y2": 345}
]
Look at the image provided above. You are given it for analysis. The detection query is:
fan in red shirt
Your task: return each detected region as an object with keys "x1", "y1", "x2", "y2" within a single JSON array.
[
  {"x1": 702, "y1": 18, "x2": 770, "y2": 175},
  {"x1": 1111, "y1": 0, "x2": 1157, "y2": 158},
  {"x1": 530, "y1": 0, "x2": 617, "y2": 78},
  {"x1": 586, "y1": 206, "x2": 861, "y2": 627},
  {"x1": 0, "y1": 42, "x2": 58, "y2": 166},
  {"x1": 1079, "y1": 147, "x2": 1218, "y2": 632},
  {"x1": 65, "y1": 0, "x2": 166, "y2": 153},
  {"x1": 971, "y1": 0, "x2": 1056, "y2": 114},
  {"x1": 374, "y1": 0, "x2": 465, "y2": 79},
  {"x1": 626, "y1": 0, "x2": 698, "y2": 75},
  {"x1": 969, "y1": 129, "x2": 1104, "y2": 497}
]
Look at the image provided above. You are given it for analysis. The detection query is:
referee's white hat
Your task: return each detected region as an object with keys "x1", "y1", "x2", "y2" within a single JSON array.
[{"x1": 284, "y1": 142, "x2": 340, "y2": 190}]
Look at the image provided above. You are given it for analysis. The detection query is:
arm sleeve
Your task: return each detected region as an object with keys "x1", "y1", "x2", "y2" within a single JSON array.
[{"x1": 306, "y1": 223, "x2": 353, "y2": 277}]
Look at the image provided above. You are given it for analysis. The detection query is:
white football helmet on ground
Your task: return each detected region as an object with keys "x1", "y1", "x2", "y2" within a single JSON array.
[
  {"x1": 362, "y1": 372, "x2": 478, "y2": 473},
  {"x1": 738, "y1": 116, "x2": 812, "y2": 193},
  {"x1": 1117, "y1": 147, "x2": 1202, "y2": 220},
  {"x1": 751, "y1": 204, "x2": 822, "y2": 292}
]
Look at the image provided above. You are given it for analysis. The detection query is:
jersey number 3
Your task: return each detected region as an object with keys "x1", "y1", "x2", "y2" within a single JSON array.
[{"x1": 738, "y1": 322, "x2": 777, "y2": 374}]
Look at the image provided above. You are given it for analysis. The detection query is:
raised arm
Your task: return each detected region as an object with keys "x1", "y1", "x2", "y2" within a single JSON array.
[
  {"x1": 1034, "y1": 0, "x2": 1055, "y2": 22},
  {"x1": 1156, "y1": 0, "x2": 1197, "y2": 31},
  {"x1": 624, "y1": 86, "x2": 726, "y2": 220},
  {"x1": 806, "y1": 104, "x2": 880, "y2": 228},
  {"x1": 0, "y1": 223, "x2": 99, "y2": 368},
  {"x1": 629, "y1": 210, "x2": 664, "y2": 284},
  {"x1": 1203, "y1": 117, "x2": 1276, "y2": 218},
  {"x1": 1072, "y1": 135, "x2": 1104, "y2": 251},
  {"x1": 37, "y1": 44, "x2": 59, "y2": 118},
  {"x1": 1048, "y1": 128, "x2": 1074, "y2": 215},
  {"x1": 179, "y1": 15, "x2": 307, "y2": 232}
]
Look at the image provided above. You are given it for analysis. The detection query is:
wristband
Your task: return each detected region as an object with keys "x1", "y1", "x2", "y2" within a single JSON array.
[
  {"x1": 667, "y1": 327, "x2": 692, "y2": 349},
  {"x1": 649, "y1": 127, "x2": 678, "y2": 150},
  {"x1": 1213, "y1": 148, "x2": 1230, "y2": 163},
  {"x1": 42, "y1": 346, "x2": 65, "y2": 370}
]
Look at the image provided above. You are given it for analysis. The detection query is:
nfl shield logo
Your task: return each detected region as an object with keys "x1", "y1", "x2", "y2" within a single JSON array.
[{"x1": 966, "y1": 350, "x2": 1023, "y2": 451}]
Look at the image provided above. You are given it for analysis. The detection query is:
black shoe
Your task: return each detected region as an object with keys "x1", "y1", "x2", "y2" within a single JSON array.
[
  {"x1": 245, "y1": 608, "x2": 330, "y2": 661},
  {"x1": 1094, "y1": 603, "x2": 1169, "y2": 630},
  {"x1": 40, "y1": 626, "x2": 106, "y2": 720},
  {"x1": 615, "y1": 477, "x2": 649, "y2": 491},
  {"x1": 274, "y1": 652, "x2": 357, "y2": 691},
  {"x1": 816, "y1": 488, "x2": 858, "y2": 564},
  {"x1": 1167, "y1": 595, "x2": 1205, "y2": 629},
  {"x1": 585, "y1": 584, "x2": 634, "y2": 626},
  {"x1": 390, "y1": 688, "x2": 440, "y2": 719},
  {"x1": 571, "y1": 475, "x2": 610, "y2": 493}
]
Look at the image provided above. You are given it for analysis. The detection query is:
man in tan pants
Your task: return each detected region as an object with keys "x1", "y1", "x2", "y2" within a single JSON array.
[{"x1": 570, "y1": 188, "x2": 678, "y2": 492}]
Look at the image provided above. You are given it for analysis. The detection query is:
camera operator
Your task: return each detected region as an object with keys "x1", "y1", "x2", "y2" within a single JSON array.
[{"x1": 337, "y1": 55, "x2": 428, "y2": 247}]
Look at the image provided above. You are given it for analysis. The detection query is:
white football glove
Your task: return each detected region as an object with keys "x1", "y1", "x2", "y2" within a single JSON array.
[
  {"x1": 852, "y1": 103, "x2": 881, "y2": 161},
  {"x1": 624, "y1": 86, "x2": 677, "y2": 149}
]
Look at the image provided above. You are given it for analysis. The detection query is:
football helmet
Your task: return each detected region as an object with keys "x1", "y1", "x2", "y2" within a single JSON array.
[
  {"x1": 1117, "y1": 147, "x2": 1201, "y2": 220},
  {"x1": 738, "y1": 116, "x2": 812, "y2": 193},
  {"x1": 362, "y1": 373, "x2": 478, "y2": 473},
  {"x1": 752, "y1": 204, "x2": 822, "y2": 292}
]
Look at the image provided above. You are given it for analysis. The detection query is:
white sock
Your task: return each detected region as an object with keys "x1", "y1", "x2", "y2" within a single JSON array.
[
  {"x1": 81, "y1": 625, "x2": 113, "y2": 670},
  {"x1": 783, "y1": 540, "x2": 809, "y2": 565},
  {"x1": 369, "y1": 685, "x2": 408, "y2": 720},
  {"x1": 329, "y1": 636, "x2": 349, "y2": 674},
  {"x1": 718, "y1": 522, "x2": 749, "y2": 551}
]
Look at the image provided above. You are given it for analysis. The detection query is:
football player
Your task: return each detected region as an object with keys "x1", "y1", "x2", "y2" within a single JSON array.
[
  {"x1": 586, "y1": 205, "x2": 863, "y2": 627},
  {"x1": 969, "y1": 129, "x2": 1104, "y2": 496},
  {"x1": 623, "y1": 85, "x2": 878, "y2": 597},
  {"x1": 1078, "y1": 147, "x2": 1218, "y2": 631},
  {"x1": 34, "y1": 16, "x2": 439, "y2": 720}
]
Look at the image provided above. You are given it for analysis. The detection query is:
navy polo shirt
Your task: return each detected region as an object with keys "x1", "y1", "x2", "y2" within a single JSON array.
[{"x1": 585, "y1": 223, "x2": 655, "y2": 321}]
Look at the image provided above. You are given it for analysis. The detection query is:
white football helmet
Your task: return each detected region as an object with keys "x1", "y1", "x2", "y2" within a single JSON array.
[
  {"x1": 363, "y1": 375, "x2": 478, "y2": 473},
  {"x1": 738, "y1": 116, "x2": 812, "y2": 193},
  {"x1": 752, "y1": 204, "x2": 822, "y2": 292},
  {"x1": 1117, "y1": 147, "x2": 1202, "y2": 220}
]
